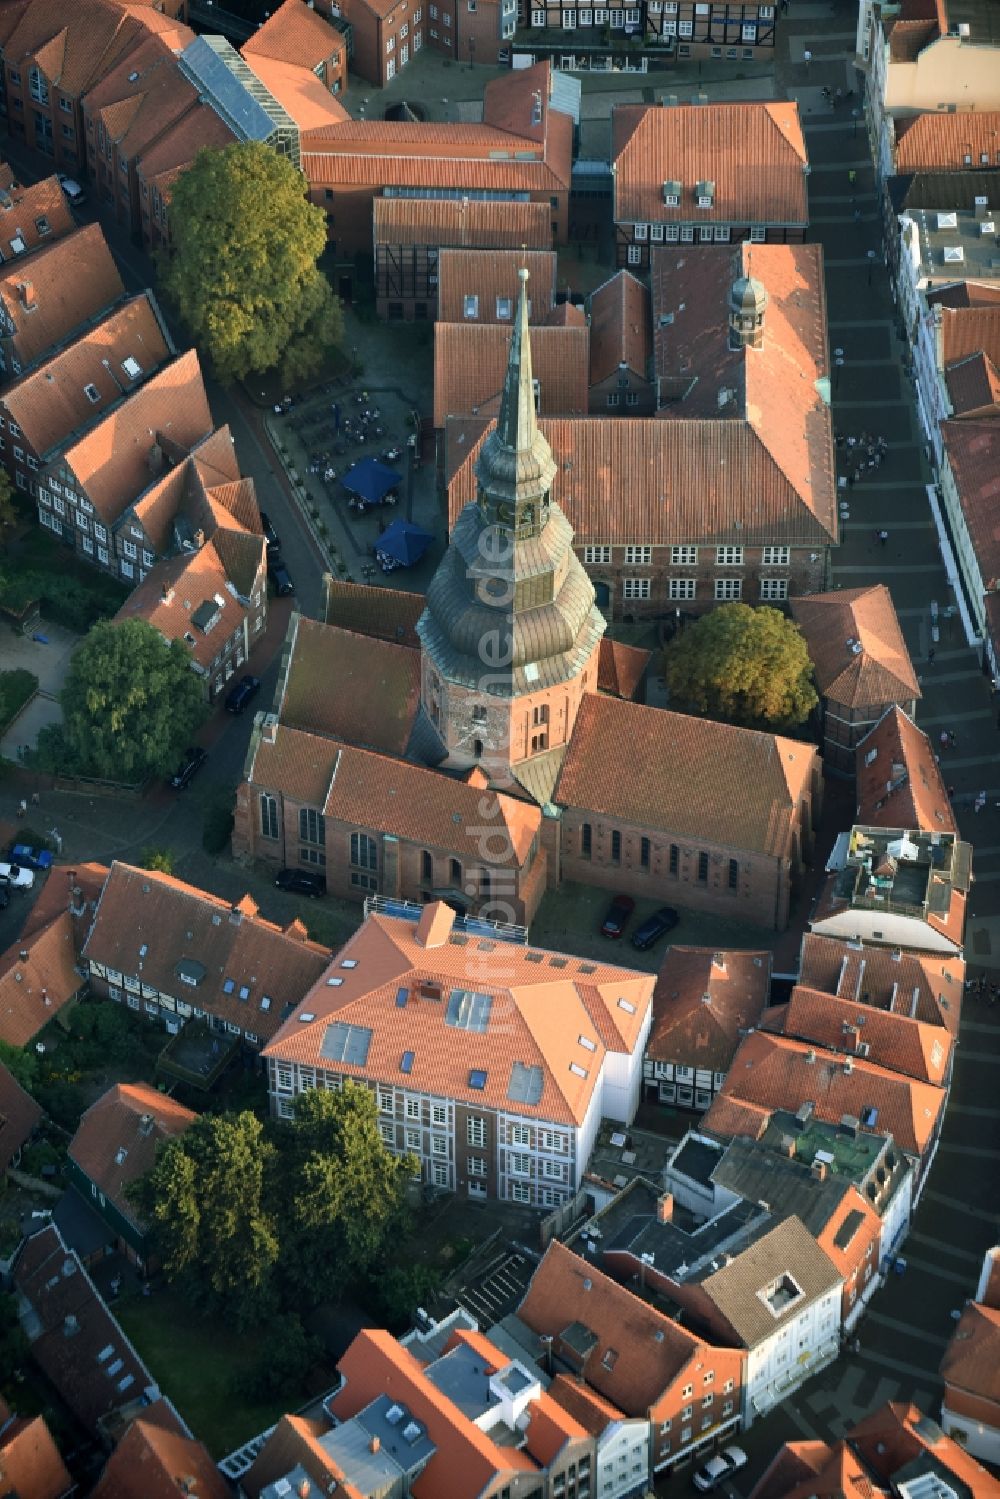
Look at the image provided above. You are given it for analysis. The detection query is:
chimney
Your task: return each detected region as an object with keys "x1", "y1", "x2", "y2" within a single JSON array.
[
  {"x1": 229, "y1": 904, "x2": 244, "y2": 927},
  {"x1": 414, "y1": 900, "x2": 455, "y2": 949},
  {"x1": 656, "y1": 1192, "x2": 673, "y2": 1224},
  {"x1": 974, "y1": 195, "x2": 989, "y2": 220},
  {"x1": 192, "y1": 527, "x2": 205, "y2": 550},
  {"x1": 147, "y1": 441, "x2": 164, "y2": 475},
  {"x1": 711, "y1": 951, "x2": 726, "y2": 973},
  {"x1": 811, "y1": 1159, "x2": 827, "y2": 1183},
  {"x1": 18, "y1": 280, "x2": 35, "y2": 310},
  {"x1": 19, "y1": 949, "x2": 27, "y2": 962},
  {"x1": 42, "y1": 987, "x2": 50, "y2": 1006},
  {"x1": 779, "y1": 1134, "x2": 796, "y2": 1159},
  {"x1": 138, "y1": 1112, "x2": 155, "y2": 1137},
  {"x1": 298, "y1": 1481, "x2": 311, "y2": 1499},
  {"x1": 369, "y1": 1435, "x2": 381, "y2": 1455},
  {"x1": 539, "y1": 1332, "x2": 554, "y2": 1375},
  {"x1": 161, "y1": 583, "x2": 175, "y2": 605}
]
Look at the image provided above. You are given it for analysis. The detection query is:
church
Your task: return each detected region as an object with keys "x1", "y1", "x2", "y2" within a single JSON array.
[{"x1": 233, "y1": 271, "x2": 821, "y2": 930}]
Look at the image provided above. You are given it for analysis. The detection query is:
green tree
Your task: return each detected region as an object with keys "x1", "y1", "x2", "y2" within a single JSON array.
[
  {"x1": 36, "y1": 619, "x2": 206, "y2": 782},
  {"x1": 233, "y1": 1313, "x2": 320, "y2": 1400},
  {"x1": 141, "y1": 846, "x2": 174, "y2": 874},
  {"x1": 0, "y1": 467, "x2": 18, "y2": 542},
  {"x1": 131, "y1": 1111, "x2": 280, "y2": 1325},
  {"x1": 663, "y1": 604, "x2": 818, "y2": 730},
  {"x1": 0, "y1": 1039, "x2": 37, "y2": 1092},
  {"x1": 162, "y1": 141, "x2": 343, "y2": 384},
  {"x1": 277, "y1": 1084, "x2": 416, "y2": 1304}
]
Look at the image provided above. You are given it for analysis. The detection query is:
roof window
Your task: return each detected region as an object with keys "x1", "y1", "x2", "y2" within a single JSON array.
[
  {"x1": 84, "y1": 383, "x2": 100, "y2": 403},
  {"x1": 122, "y1": 356, "x2": 142, "y2": 380}
]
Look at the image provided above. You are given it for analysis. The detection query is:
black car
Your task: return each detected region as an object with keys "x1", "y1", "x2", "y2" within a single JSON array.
[
  {"x1": 275, "y1": 868, "x2": 326, "y2": 896},
  {"x1": 630, "y1": 905, "x2": 680, "y2": 951},
  {"x1": 260, "y1": 511, "x2": 281, "y2": 555},
  {"x1": 600, "y1": 894, "x2": 635, "y2": 939},
  {"x1": 268, "y1": 557, "x2": 295, "y2": 596},
  {"x1": 169, "y1": 745, "x2": 207, "y2": 790},
  {"x1": 225, "y1": 674, "x2": 261, "y2": 715}
]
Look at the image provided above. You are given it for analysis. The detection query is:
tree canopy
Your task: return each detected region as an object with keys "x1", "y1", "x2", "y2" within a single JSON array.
[
  {"x1": 35, "y1": 618, "x2": 206, "y2": 782},
  {"x1": 162, "y1": 141, "x2": 343, "y2": 385},
  {"x1": 663, "y1": 603, "x2": 818, "y2": 730}
]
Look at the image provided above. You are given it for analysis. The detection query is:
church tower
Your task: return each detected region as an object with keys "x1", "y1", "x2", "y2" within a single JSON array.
[{"x1": 417, "y1": 269, "x2": 606, "y2": 804}]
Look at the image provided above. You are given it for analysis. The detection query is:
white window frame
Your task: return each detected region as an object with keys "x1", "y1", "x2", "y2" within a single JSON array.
[
  {"x1": 762, "y1": 545, "x2": 790, "y2": 565},
  {"x1": 624, "y1": 544, "x2": 652, "y2": 564},
  {"x1": 583, "y1": 545, "x2": 611, "y2": 564},
  {"x1": 760, "y1": 578, "x2": 788, "y2": 601},
  {"x1": 715, "y1": 578, "x2": 742, "y2": 601},
  {"x1": 623, "y1": 578, "x2": 651, "y2": 600},
  {"x1": 669, "y1": 578, "x2": 696, "y2": 601},
  {"x1": 716, "y1": 545, "x2": 744, "y2": 565}
]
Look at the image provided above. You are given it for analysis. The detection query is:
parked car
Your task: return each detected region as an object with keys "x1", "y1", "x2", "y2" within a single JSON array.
[
  {"x1": 268, "y1": 557, "x2": 294, "y2": 596},
  {"x1": 275, "y1": 868, "x2": 326, "y2": 896},
  {"x1": 600, "y1": 894, "x2": 635, "y2": 939},
  {"x1": 0, "y1": 861, "x2": 34, "y2": 890},
  {"x1": 57, "y1": 173, "x2": 86, "y2": 207},
  {"x1": 692, "y1": 1446, "x2": 748, "y2": 1493},
  {"x1": 7, "y1": 842, "x2": 54, "y2": 872},
  {"x1": 259, "y1": 511, "x2": 281, "y2": 555},
  {"x1": 225, "y1": 675, "x2": 261, "y2": 715},
  {"x1": 630, "y1": 905, "x2": 679, "y2": 951},
  {"x1": 169, "y1": 746, "x2": 207, "y2": 790}
]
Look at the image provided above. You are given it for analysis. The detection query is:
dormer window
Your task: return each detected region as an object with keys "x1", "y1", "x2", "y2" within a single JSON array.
[
  {"x1": 464, "y1": 294, "x2": 479, "y2": 319},
  {"x1": 662, "y1": 179, "x2": 681, "y2": 206},
  {"x1": 696, "y1": 180, "x2": 716, "y2": 209},
  {"x1": 496, "y1": 296, "x2": 512, "y2": 320}
]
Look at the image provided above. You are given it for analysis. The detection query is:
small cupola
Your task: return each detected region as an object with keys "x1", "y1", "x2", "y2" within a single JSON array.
[{"x1": 728, "y1": 273, "x2": 768, "y2": 351}]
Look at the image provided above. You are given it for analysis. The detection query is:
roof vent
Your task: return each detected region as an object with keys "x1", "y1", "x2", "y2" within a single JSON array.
[{"x1": 138, "y1": 1113, "x2": 155, "y2": 1137}]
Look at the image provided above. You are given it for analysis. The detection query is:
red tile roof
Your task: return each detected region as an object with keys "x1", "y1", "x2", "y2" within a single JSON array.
[
  {"x1": 373, "y1": 197, "x2": 552, "y2": 251},
  {"x1": 749, "y1": 1440, "x2": 888, "y2": 1499},
  {"x1": 945, "y1": 351, "x2": 1000, "y2": 419},
  {"x1": 242, "y1": 1414, "x2": 363, "y2": 1499},
  {"x1": 242, "y1": 0, "x2": 343, "y2": 69},
  {"x1": 21, "y1": 860, "x2": 109, "y2": 943},
  {"x1": 0, "y1": 222, "x2": 125, "y2": 372},
  {"x1": 648, "y1": 947, "x2": 772, "y2": 1070},
  {"x1": 0, "y1": 1413, "x2": 72, "y2": 1499},
  {"x1": 278, "y1": 615, "x2": 422, "y2": 757},
  {"x1": 436, "y1": 249, "x2": 557, "y2": 325},
  {"x1": 940, "y1": 1302, "x2": 1000, "y2": 1410},
  {"x1": 547, "y1": 1375, "x2": 629, "y2": 1436},
  {"x1": 894, "y1": 111, "x2": 1000, "y2": 172},
  {"x1": 517, "y1": 1240, "x2": 703, "y2": 1414},
  {"x1": 322, "y1": 579, "x2": 423, "y2": 647},
  {"x1": 435, "y1": 323, "x2": 589, "y2": 427},
  {"x1": 68, "y1": 1082, "x2": 196, "y2": 1234},
  {"x1": 855, "y1": 706, "x2": 957, "y2": 835},
  {"x1": 82, "y1": 861, "x2": 332, "y2": 1043},
  {"x1": 556, "y1": 695, "x2": 817, "y2": 858},
  {"x1": 941, "y1": 420, "x2": 1000, "y2": 590},
  {"x1": 0, "y1": 172, "x2": 75, "y2": 257},
  {"x1": 703, "y1": 1029, "x2": 946, "y2": 1158},
  {"x1": 242, "y1": 52, "x2": 348, "y2": 132},
  {"x1": 0, "y1": 1061, "x2": 42, "y2": 1171},
  {"x1": 0, "y1": 909, "x2": 86, "y2": 1047},
  {"x1": 91, "y1": 1408, "x2": 228, "y2": 1499},
  {"x1": 791, "y1": 586, "x2": 920, "y2": 710},
  {"x1": 134, "y1": 102, "x2": 236, "y2": 195},
  {"x1": 939, "y1": 305, "x2": 1000, "y2": 371},
  {"x1": 597, "y1": 637, "x2": 650, "y2": 700},
  {"x1": 850, "y1": 1401, "x2": 1000, "y2": 1496},
  {"x1": 770, "y1": 983, "x2": 952, "y2": 1085},
  {"x1": 1, "y1": 0, "x2": 157, "y2": 98},
  {"x1": 588, "y1": 270, "x2": 651, "y2": 386},
  {"x1": 652, "y1": 244, "x2": 835, "y2": 534},
  {"x1": 264, "y1": 902, "x2": 652, "y2": 1128},
  {"x1": 611, "y1": 102, "x2": 808, "y2": 229},
  {"x1": 446, "y1": 414, "x2": 839, "y2": 548},
  {"x1": 797, "y1": 932, "x2": 963, "y2": 1036},
  {"x1": 82, "y1": 32, "x2": 198, "y2": 163}
]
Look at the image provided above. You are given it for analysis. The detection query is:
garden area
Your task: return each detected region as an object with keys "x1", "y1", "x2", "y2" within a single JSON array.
[
  {"x1": 0, "y1": 529, "x2": 128, "y2": 633},
  {"x1": 0, "y1": 668, "x2": 37, "y2": 732}
]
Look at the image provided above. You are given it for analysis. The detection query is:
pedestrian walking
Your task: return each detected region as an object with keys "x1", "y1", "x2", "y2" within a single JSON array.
[
  {"x1": 848, "y1": 168, "x2": 857, "y2": 185},
  {"x1": 975, "y1": 790, "x2": 987, "y2": 814},
  {"x1": 940, "y1": 731, "x2": 949, "y2": 750},
  {"x1": 927, "y1": 647, "x2": 935, "y2": 663},
  {"x1": 30, "y1": 790, "x2": 39, "y2": 806},
  {"x1": 878, "y1": 529, "x2": 888, "y2": 546},
  {"x1": 947, "y1": 785, "x2": 955, "y2": 798},
  {"x1": 16, "y1": 799, "x2": 26, "y2": 818},
  {"x1": 949, "y1": 731, "x2": 958, "y2": 748},
  {"x1": 803, "y1": 47, "x2": 812, "y2": 68}
]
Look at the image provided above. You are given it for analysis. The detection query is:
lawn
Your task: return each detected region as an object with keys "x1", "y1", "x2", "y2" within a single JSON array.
[{"x1": 116, "y1": 1287, "x2": 310, "y2": 1458}]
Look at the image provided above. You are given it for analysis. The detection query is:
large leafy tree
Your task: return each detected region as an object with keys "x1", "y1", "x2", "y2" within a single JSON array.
[
  {"x1": 162, "y1": 141, "x2": 343, "y2": 384},
  {"x1": 663, "y1": 603, "x2": 818, "y2": 730},
  {"x1": 37, "y1": 618, "x2": 206, "y2": 781},
  {"x1": 0, "y1": 467, "x2": 18, "y2": 542}
]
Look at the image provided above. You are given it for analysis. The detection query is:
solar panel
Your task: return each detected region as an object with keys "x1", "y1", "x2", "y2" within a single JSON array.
[
  {"x1": 320, "y1": 1022, "x2": 373, "y2": 1067},
  {"x1": 446, "y1": 988, "x2": 493, "y2": 1032},
  {"x1": 401, "y1": 1050, "x2": 414, "y2": 1074},
  {"x1": 468, "y1": 1069, "x2": 488, "y2": 1090},
  {"x1": 508, "y1": 1061, "x2": 544, "y2": 1105}
]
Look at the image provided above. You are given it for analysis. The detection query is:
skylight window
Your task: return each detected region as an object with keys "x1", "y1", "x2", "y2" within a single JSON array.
[
  {"x1": 341, "y1": 959, "x2": 358, "y2": 969},
  {"x1": 469, "y1": 1069, "x2": 488, "y2": 1090},
  {"x1": 223, "y1": 978, "x2": 235, "y2": 994},
  {"x1": 618, "y1": 998, "x2": 636, "y2": 1014},
  {"x1": 320, "y1": 1021, "x2": 373, "y2": 1066},
  {"x1": 578, "y1": 1035, "x2": 596, "y2": 1051},
  {"x1": 401, "y1": 1050, "x2": 415, "y2": 1074},
  {"x1": 84, "y1": 383, "x2": 100, "y2": 403},
  {"x1": 298, "y1": 1011, "x2": 315, "y2": 1022},
  {"x1": 260, "y1": 996, "x2": 272, "y2": 1011},
  {"x1": 446, "y1": 988, "x2": 493, "y2": 1032},
  {"x1": 122, "y1": 356, "x2": 142, "y2": 379},
  {"x1": 569, "y1": 1062, "x2": 588, "y2": 1078},
  {"x1": 238, "y1": 985, "x2": 250, "y2": 1002},
  {"x1": 326, "y1": 976, "x2": 343, "y2": 987}
]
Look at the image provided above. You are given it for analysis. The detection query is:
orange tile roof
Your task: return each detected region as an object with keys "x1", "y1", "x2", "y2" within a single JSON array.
[
  {"x1": 0, "y1": 172, "x2": 74, "y2": 256},
  {"x1": 242, "y1": 1414, "x2": 363, "y2": 1499},
  {"x1": 62, "y1": 348, "x2": 214, "y2": 522},
  {"x1": 322, "y1": 579, "x2": 423, "y2": 646},
  {"x1": 248, "y1": 725, "x2": 541, "y2": 867},
  {"x1": 91, "y1": 1410, "x2": 228, "y2": 1499},
  {"x1": 652, "y1": 244, "x2": 835, "y2": 533},
  {"x1": 0, "y1": 1414, "x2": 71, "y2": 1499},
  {"x1": 68, "y1": 1082, "x2": 196, "y2": 1233},
  {"x1": 612, "y1": 102, "x2": 808, "y2": 229},
  {"x1": 517, "y1": 1241, "x2": 703, "y2": 1414},
  {"x1": 556, "y1": 695, "x2": 817, "y2": 858},
  {"x1": 851, "y1": 1401, "x2": 1000, "y2": 1496},
  {"x1": 750, "y1": 1440, "x2": 888, "y2": 1499},
  {"x1": 855, "y1": 706, "x2": 957, "y2": 836},
  {"x1": 939, "y1": 305, "x2": 1000, "y2": 371},
  {"x1": 772, "y1": 983, "x2": 952, "y2": 1085},
  {"x1": 894, "y1": 111, "x2": 1000, "y2": 172},
  {"x1": 278, "y1": 615, "x2": 422, "y2": 757},
  {"x1": 2, "y1": 293, "x2": 170, "y2": 460},
  {"x1": 940, "y1": 1302, "x2": 1000, "y2": 1409},
  {"x1": 436, "y1": 249, "x2": 557, "y2": 325},
  {"x1": 544, "y1": 301, "x2": 587, "y2": 328},
  {"x1": 21, "y1": 860, "x2": 109, "y2": 942},
  {"x1": 264, "y1": 902, "x2": 652, "y2": 1127},
  {"x1": 242, "y1": 0, "x2": 343, "y2": 69},
  {"x1": 0, "y1": 222, "x2": 125, "y2": 371},
  {"x1": 373, "y1": 196, "x2": 552, "y2": 251},
  {"x1": 446, "y1": 414, "x2": 839, "y2": 547},
  {"x1": 0, "y1": 909, "x2": 86, "y2": 1047},
  {"x1": 945, "y1": 351, "x2": 1000, "y2": 419},
  {"x1": 702, "y1": 1093, "x2": 770, "y2": 1141},
  {"x1": 648, "y1": 947, "x2": 772, "y2": 1070},
  {"x1": 547, "y1": 1375, "x2": 628, "y2": 1436},
  {"x1": 242, "y1": 52, "x2": 348, "y2": 132},
  {"x1": 797, "y1": 932, "x2": 963, "y2": 1036},
  {"x1": 0, "y1": 1061, "x2": 42, "y2": 1171},
  {"x1": 1, "y1": 0, "x2": 154, "y2": 97},
  {"x1": 82, "y1": 32, "x2": 198, "y2": 162},
  {"x1": 82, "y1": 861, "x2": 332, "y2": 1042},
  {"x1": 114, "y1": 533, "x2": 264, "y2": 672},
  {"x1": 135, "y1": 101, "x2": 236, "y2": 193},
  {"x1": 588, "y1": 270, "x2": 651, "y2": 386},
  {"x1": 790, "y1": 586, "x2": 920, "y2": 709},
  {"x1": 597, "y1": 637, "x2": 650, "y2": 700},
  {"x1": 435, "y1": 323, "x2": 589, "y2": 427},
  {"x1": 941, "y1": 420, "x2": 1000, "y2": 589},
  {"x1": 702, "y1": 1029, "x2": 946, "y2": 1158}
]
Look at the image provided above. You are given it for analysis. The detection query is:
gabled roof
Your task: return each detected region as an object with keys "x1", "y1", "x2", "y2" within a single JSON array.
[
  {"x1": 855, "y1": 706, "x2": 957, "y2": 835},
  {"x1": 0, "y1": 222, "x2": 125, "y2": 371},
  {"x1": 81, "y1": 861, "x2": 332, "y2": 1042},
  {"x1": 700, "y1": 1215, "x2": 842, "y2": 1348},
  {"x1": 0, "y1": 1061, "x2": 42, "y2": 1171},
  {"x1": 611, "y1": 101, "x2": 808, "y2": 228},
  {"x1": 0, "y1": 909, "x2": 86, "y2": 1047},
  {"x1": 81, "y1": 31, "x2": 198, "y2": 162},
  {"x1": 242, "y1": 1414, "x2": 363, "y2": 1499},
  {"x1": 769, "y1": 983, "x2": 952, "y2": 1085},
  {"x1": 791, "y1": 586, "x2": 919, "y2": 709},
  {"x1": 703, "y1": 1030, "x2": 947, "y2": 1159},
  {"x1": 945, "y1": 351, "x2": 1000, "y2": 419},
  {"x1": 940, "y1": 420, "x2": 1000, "y2": 587},
  {"x1": 850, "y1": 1400, "x2": 1000, "y2": 1496},
  {"x1": 264, "y1": 902, "x2": 652, "y2": 1128},
  {"x1": 1, "y1": 0, "x2": 159, "y2": 97},
  {"x1": 588, "y1": 270, "x2": 651, "y2": 386},
  {"x1": 597, "y1": 637, "x2": 650, "y2": 700},
  {"x1": 0, "y1": 171, "x2": 74, "y2": 257},
  {"x1": 517, "y1": 1240, "x2": 703, "y2": 1414},
  {"x1": 322, "y1": 579, "x2": 423, "y2": 648},
  {"x1": 241, "y1": 51, "x2": 348, "y2": 133},
  {"x1": 61, "y1": 347, "x2": 213, "y2": 523},
  {"x1": 277, "y1": 615, "x2": 422, "y2": 758},
  {"x1": 372, "y1": 196, "x2": 552, "y2": 251},
  {"x1": 1, "y1": 292, "x2": 170, "y2": 459},
  {"x1": 0, "y1": 1412, "x2": 72, "y2": 1499},
  {"x1": 133, "y1": 100, "x2": 236, "y2": 194},
  {"x1": 91, "y1": 1401, "x2": 227, "y2": 1499},
  {"x1": 940, "y1": 1301, "x2": 1000, "y2": 1406},
  {"x1": 446, "y1": 415, "x2": 839, "y2": 547},
  {"x1": 242, "y1": 0, "x2": 343, "y2": 69},
  {"x1": 894, "y1": 110, "x2": 1000, "y2": 172},
  {"x1": 434, "y1": 323, "x2": 589, "y2": 427},
  {"x1": 797, "y1": 932, "x2": 963, "y2": 1036},
  {"x1": 547, "y1": 1375, "x2": 630, "y2": 1436},
  {"x1": 556, "y1": 695, "x2": 817, "y2": 859},
  {"x1": 436, "y1": 248, "x2": 557, "y2": 325},
  {"x1": 68, "y1": 1082, "x2": 196, "y2": 1233},
  {"x1": 749, "y1": 1439, "x2": 889, "y2": 1499},
  {"x1": 647, "y1": 947, "x2": 772, "y2": 1070},
  {"x1": 938, "y1": 304, "x2": 1000, "y2": 371}
]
